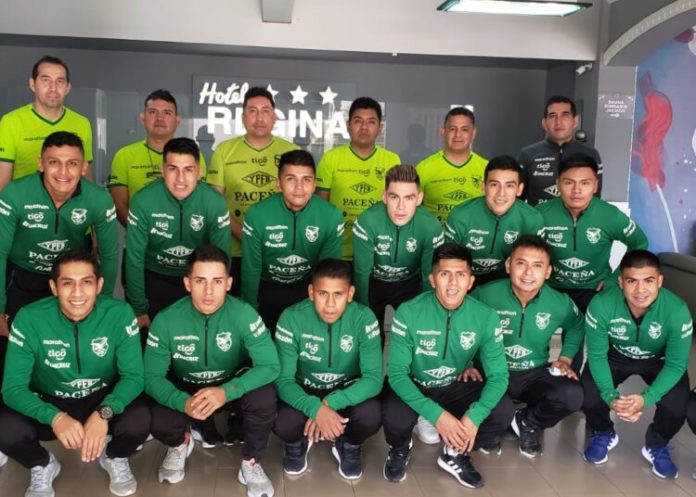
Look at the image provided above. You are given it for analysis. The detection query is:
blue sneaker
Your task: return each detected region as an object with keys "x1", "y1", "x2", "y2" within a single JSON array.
[
  {"x1": 583, "y1": 432, "x2": 618, "y2": 464},
  {"x1": 642, "y1": 445, "x2": 679, "y2": 479}
]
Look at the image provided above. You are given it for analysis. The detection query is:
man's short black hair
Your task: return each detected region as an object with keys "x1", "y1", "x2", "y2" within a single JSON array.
[
  {"x1": 50, "y1": 250, "x2": 101, "y2": 281},
  {"x1": 544, "y1": 96, "x2": 577, "y2": 117},
  {"x1": 620, "y1": 249, "x2": 661, "y2": 272},
  {"x1": 432, "y1": 243, "x2": 473, "y2": 269},
  {"x1": 484, "y1": 155, "x2": 522, "y2": 182},
  {"x1": 558, "y1": 153, "x2": 599, "y2": 177},
  {"x1": 312, "y1": 258, "x2": 353, "y2": 285},
  {"x1": 243, "y1": 86, "x2": 276, "y2": 109},
  {"x1": 41, "y1": 131, "x2": 84, "y2": 156},
  {"x1": 444, "y1": 107, "x2": 476, "y2": 127},
  {"x1": 144, "y1": 89, "x2": 178, "y2": 113},
  {"x1": 278, "y1": 149, "x2": 315, "y2": 175},
  {"x1": 510, "y1": 235, "x2": 551, "y2": 262},
  {"x1": 32, "y1": 55, "x2": 70, "y2": 83},
  {"x1": 163, "y1": 137, "x2": 200, "y2": 163},
  {"x1": 188, "y1": 245, "x2": 230, "y2": 274},
  {"x1": 349, "y1": 97, "x2": 382, "y2": 122}
]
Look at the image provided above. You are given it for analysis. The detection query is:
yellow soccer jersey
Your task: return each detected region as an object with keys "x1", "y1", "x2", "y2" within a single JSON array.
[
  {"x1": 316, "y1": 144, "x2": 400, "y2": 259},
  {"x1": 0, "y1": 103, "x2": 93, "y2": 179},
  {"x1": 207, "y1": 135, "x2": 299, "y2": 256},
  {"x1": 108, "y1": 140, "x2": 207, "y2": 200},
  {"x1": 416, "y1": 151, "x2": 488, "y2": 223}
]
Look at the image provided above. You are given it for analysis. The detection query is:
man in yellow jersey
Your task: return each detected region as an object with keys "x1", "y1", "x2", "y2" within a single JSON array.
[
  {"x1": 207, "y1": 87, "x2": 298, "y2": 296},
  {"x1": 416, "y1": 107, "x2": 487, "y2": 223},
  {"x1": 317, "y1": 97, "x2": 400, "y2": 259},
  {"x1": 0, "y1": 55, "x2": 93, "y2": 190},
  {"x1": 108, "y1": 90, "x2": 207, "y2": 227}
]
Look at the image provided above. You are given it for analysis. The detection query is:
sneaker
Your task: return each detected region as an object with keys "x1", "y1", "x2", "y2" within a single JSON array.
[
  {"x1": 26, "y1": 452, "x2": 61, "y2": 497},
  {"x1": 478, "y1": 439, "x2": 502, "y2": 456},
  {"x1": 158, "y1": 433, "x2": 194, "y2": 484},
  {"x1": 332, "y1": 438, "x2": 362, "y2": 480},
  {"x1": 0, "y1": 450, "x2": 7, "y2": 467},
  {"x1": 283, "y1": 438, "x2": 313, "y2": 476},
  {"x1": 225, "y1": 412, "x2": 244, "y2": 446},
  {"x1": 642, "y1": 445, "x2": 679, "y2": 479},
  {"x1": 98, "y1": 451, "x2": 137, "y2": 496},
  {"x1": 511, "y1": 411, "x2": 541, "y2": 458},
  {"x1": 583, "y1": 431, "x2": 618, "y2": 465},
  {"x1": 437, "y1": 451, "x2": 484, "y2": 489},
  {"x1": 191, "y1": 419, "x2": 223, "y2": 449},
  {"x1": 413, "y1": 416, "x2": 440, "y2": 445},
  {"x1": 383, "y1": 440, "x2": 413, "y2": 483},
  {"x1": 238, "y1": 459, "x2": 274, "y2": 497}
]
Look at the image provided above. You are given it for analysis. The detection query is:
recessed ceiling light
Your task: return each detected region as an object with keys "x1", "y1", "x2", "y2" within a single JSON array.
[{"x1": 437, "y1": 0, "x2": 591, "y2": 17}]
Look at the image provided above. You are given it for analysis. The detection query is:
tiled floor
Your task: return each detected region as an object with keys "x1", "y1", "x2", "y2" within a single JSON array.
[{"x1": 2, "y1": 371, "x2": 696, "y2": 497}]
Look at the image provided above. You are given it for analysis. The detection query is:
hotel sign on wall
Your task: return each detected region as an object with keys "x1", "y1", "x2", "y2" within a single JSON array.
[{"x1": 193, "y1": 77, "x2": 384, "y2": 156}]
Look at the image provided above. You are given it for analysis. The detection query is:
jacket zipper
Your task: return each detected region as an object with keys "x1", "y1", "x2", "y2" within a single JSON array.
[
  {"x1": 179, "y1": 203, "x2": 184, "y2": 241},
  {"x1": 327, "y1": 324, "x2": 333, "y2": 368},
  {"x1": 490, "y1": 219, "x2": 500, "y2": 254},
  {"x1": 73, "y1": 323, "x2": 82, "y2": 374},
  {"x1": 443, "y1": 312, "x2": 451, "y2": 360},
  {"x1": 393, "y1": 227, "x2": 400, "y2": 262},
  {"x1": 204, "y1": 317, "x2": 209, "y2": 367},
  {"x1": 518, "y1": 307, "x2": 526, "y2": 339},
  {"x1": 292, "y1": 213, "x2": 297, "y2": 250}
]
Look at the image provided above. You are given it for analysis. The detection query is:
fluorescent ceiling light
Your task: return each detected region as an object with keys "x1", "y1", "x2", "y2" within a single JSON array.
[{"x1": 437, "y1": 0, "x2": 591, "y2": 17}]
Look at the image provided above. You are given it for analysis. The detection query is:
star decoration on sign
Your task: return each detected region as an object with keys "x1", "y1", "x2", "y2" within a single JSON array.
[
  {"x1": 290, "y1": 85, "x2": 308, "y2": 104},
  {"x1": 319, "y1": 86, "x2": 338, "y2": 105},
  {"x1": 266, "y1": 84, "x2": 279, "y2": 99}
]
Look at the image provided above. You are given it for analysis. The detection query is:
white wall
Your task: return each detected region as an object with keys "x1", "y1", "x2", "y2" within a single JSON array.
[{"x1": 0, "y1": 0, "x2": 601, "y2": 61}]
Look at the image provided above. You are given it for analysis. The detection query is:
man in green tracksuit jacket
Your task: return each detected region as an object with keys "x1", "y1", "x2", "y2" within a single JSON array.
[
  {"x1": 274, "y1": 258, "x2": 383, "y2": 480},
  {"x1": 352, "y1": 164, "x2": 443, "y2": 332},
  {"x1": 144, "y1": 245, "x2": 279, "y2": 497},
  {"x1": 0, "y1": 131, "x2": 118, "y2": 336},
  {"x1": 0, "y1": 250, "x2": 147, "y2": 497},
  {"x1": 471, "y1": 235, "x2": 584, "y2": 459},
  {"x1": 446, "y1": 155, "x2": 544, "y2": 286},
  {"x1": 126, "y1": 137, "x2": 231, "y2": 333},
  {"x1": 582, "y1": 250, "x2": 692, "y2": 480},
  {"x1": 382, "y1": 243, "x2": 513, "y2": 489},
  {"x1": 536, "y1": 153, "x2": 648, "y2": 313},
  {"x1": 242, "y1": 149, "x2": 343, "y2": 332}
]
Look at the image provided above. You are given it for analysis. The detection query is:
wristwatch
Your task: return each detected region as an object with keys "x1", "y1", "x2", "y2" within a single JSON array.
[{"x1": 97, "y1": 405, "x2": 114, "y2": 420}]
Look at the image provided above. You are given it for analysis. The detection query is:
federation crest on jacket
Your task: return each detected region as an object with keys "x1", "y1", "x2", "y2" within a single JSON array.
[
  {"x1": 535, "y1": 312, "x2": 551, "y2": 330},
  {"x1": 340, "y1": 335, "x2": 354, "y2": 353},
  {"x1": 459, "y1": 332, "x2": 476, "y2": 350},
  {"x1": 305, "y1": 225, "x2": 319, "y2": 242},
  {"x1": 91, "y1": 337, "x2": 109, "y2": 357},
  {"x1": 71, "y1": 208, "x2": 87, "y2": 225},
  {"x1": 586, "y1": 227, "x2": 601, "y2": 244},
  {"x1": 216, "y1": 331, "x2": 232, "y2": 351},
  {"x1": 190, "y1": 214, "x2": 204, "y2": 231}
]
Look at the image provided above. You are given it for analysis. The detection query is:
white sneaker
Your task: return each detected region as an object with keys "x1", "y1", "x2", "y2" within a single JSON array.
[
  {"x1": 413, "y1": 416, "x2": 441, "y2": 444},
  {"x1": 0, "y1": 450, "x2": 8, "y2": 467},
  {"x1": 26, "y1": 452, "x2": 61, "y2": 497},
  {"x1": 158, "y1": 433, "x2": 194, "y2": 484},
  {"x1": 99, "y1": 451, "x2": 137, "y2": 496},
  {"x1": 238, "y1": 459, "x2": 274, "y2": 497}
]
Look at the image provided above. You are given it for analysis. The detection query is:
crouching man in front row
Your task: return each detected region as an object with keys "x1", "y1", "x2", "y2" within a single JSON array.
[
  {"x1": 582, "y1": 250, "x2": 692, "y2": 479},
  {"x1": 273, "y1": 258, "x2": 383, "y2": 480},
  {"x1": 382, "y1": 243, "x2": 514, "y2": 488},
  {"x1": 144, "y1": 245, "x2": 280, "y2": 497},
  {"x1": 0, "y1": 250, "x2": 148, "y2": 497}
]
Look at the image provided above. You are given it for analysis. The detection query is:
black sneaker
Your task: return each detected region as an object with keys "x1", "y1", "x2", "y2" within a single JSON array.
[
  {"x1": 224, "y1": 412, "x2": 244, "y2": 446},
  {"x1": 190, "y1": 419, "x2": 223, "y2": 448},
  {"x1": 478, "y1": 438, "x2": 502, "y2": 456},
  {"x1": 511, "y1": 410, "x2": 541, "y2": 458},
  {"x1": 437, "y1": 451, "x2": 484, "y2": 489},
  {"x1": 332, "y1": 438, "x2": 362, "y2": 480},
  {"x1": 383, "y1": 440, "x2": 413, "y2": 483},
  {"x1": 283, "y1": 438, "x2": 313, "y2": 476}
]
